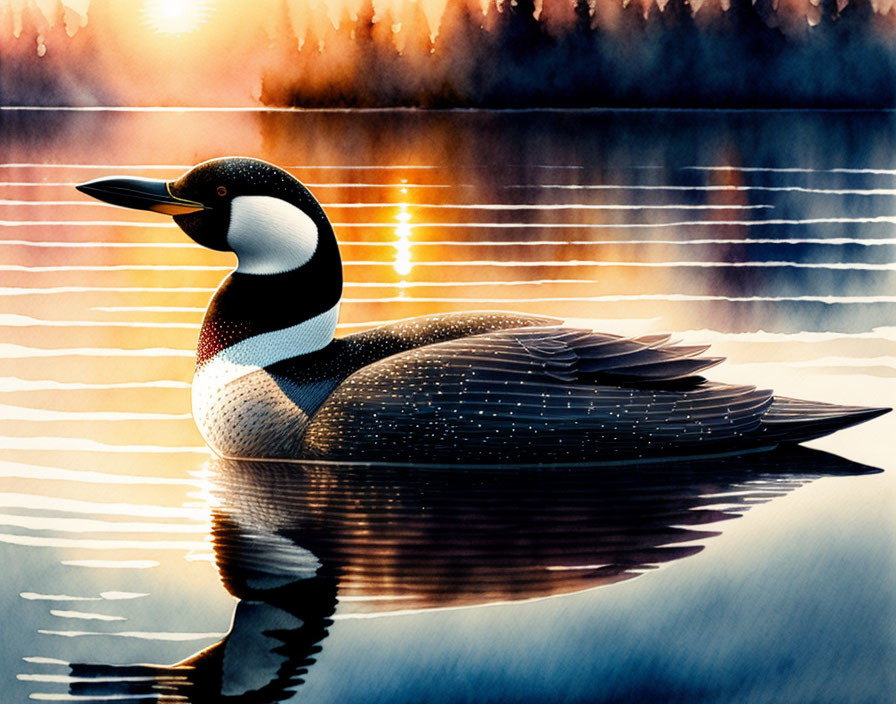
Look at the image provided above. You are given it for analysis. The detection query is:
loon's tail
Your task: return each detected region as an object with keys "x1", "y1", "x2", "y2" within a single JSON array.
[{"x1": 762, "y1": 396, "x2": 890, "y2": 445}]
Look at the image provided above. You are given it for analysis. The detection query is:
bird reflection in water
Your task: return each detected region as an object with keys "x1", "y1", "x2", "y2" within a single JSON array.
[{"x1": 65, "y1": 448, "x2": 879, "y2": 702}]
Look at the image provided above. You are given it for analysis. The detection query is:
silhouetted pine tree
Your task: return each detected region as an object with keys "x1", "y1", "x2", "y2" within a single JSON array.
[
  {"x1": 432, "y1": 0, "x2": 492, "y2": 106},
  {"x1": 574, "y1": 0, "x2": 592, "y2": 34},
  {"x1": 496, "y1": 0, "x2": 550, "y2": 61}
]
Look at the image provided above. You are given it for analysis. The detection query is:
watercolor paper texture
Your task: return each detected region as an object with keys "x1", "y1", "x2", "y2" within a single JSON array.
[{"x1": 0, "y1": 2, "x2": 893, "y2": 702}]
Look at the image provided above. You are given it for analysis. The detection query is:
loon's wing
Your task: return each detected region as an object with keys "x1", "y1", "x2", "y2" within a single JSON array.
[{"x1": 301, "y1": 326, "x2": 776, "y2": 463}]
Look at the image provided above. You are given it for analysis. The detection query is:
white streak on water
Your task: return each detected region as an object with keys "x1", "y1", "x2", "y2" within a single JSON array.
[
  {"x1": 60, "y1": 560, "x2": 160, "y2": 568},
  {"x1": 0, "y1": 460, "x2": 199, "y2": 485},
  {"x1": 0, "y1": 182, "x2": 80, "y2": 187},
  {"x1": 345, "y1": 238, "x2": 896, "y2": 246},
  {"x1": 658, "y1": 326, "x2": 896, "y2": 343},
  {"x1": 325, "y1": 203, "x2": 775, "y2": 211},
  {"x1": 22, "y1": 657, "x2": 68, "y2": 665},
  {"x1": 0, "y1": 493, "x2": 202, "y2": 525},
  {"x1": 36, "y1": 629, "x2": 225, "y2": 641},
  {"x1": 49, "y1": 611, "x2": 126, "y2": 622},
  {"x1": 0, "y1": 436, "x2": 206, "y2": 453},
  {"x1": 310, "y1": 181, "x2": 450, "y2": 187},
  {"x1": 183, "y1": 551, "x2": 215, "y2": 563},
  {"x1": 0, "y1": 344, "x2": 193, "y2": 359},
  {"x1": 21, "y1": 592, "x2": 148, "y2": 601},
  {"x1": 332, "y1": 218, "x2": 896, "y2": 227},
  {"x1": 0, "y1": 513, "x2": 206, "y2": 534},
  {"x1": 338, "y1": 595, "x2": 421, "y2": 602},
  {"x1": 0, "y1": 240, "x2": 199, "y2": 248},
  {"x1": 0, "y1": 287, "x2": 214, "y2": 295},
  {"x1": 316, "y1": 182, "x2": 456, "y2": 188},
  {"x1": 344, "y1": 260, "x2": 896, "y2": 270},
  {"x1": 0, "y1": 494, "x2": 203, "y2": 520},
  {"x1": 19, "y1": 674, "x2": 159, "y2": 683},
  {"x1": 754, "y1": 356, "x2": 896, "y2": 367},
  {"x1": 100, "y1": 592, "x2": 149, "y2": 600},
  {"x1": 0, "y1": 265, "x2": 229, "y2": 272},
  {"x1": 0, "y1": 314, "x2": 199, "y2": 329},
  {"x1": 29, "y1": 694, "x2": 161, "y2": 701},
  {"x1": 0, "y1": 404, "x2": 191, "y2": 421},
  {"x1": 21, "y1": 593, "x2": 100, "y2": 602},
  {"x1": 0, "y1": 533, "x2": 204, "y2": 549},
  {"x1": 683, "y1": 165, "x2": 896, "y2": 175},
  {"x1": 505, "y1": 184, "x2": 896, "y2": 195},
  {"x1": 0, "y1": 221, "x2": 175, "y2": 228},
  {"x1": 92, "y1": 306, "x2": 206, "y2": 313},
  {"x1": 0, "y1": 378, "x2": 190, "y2": 391},
  {"x1": 0, "y1": 162, "x2": 192, "y2": 169},
  {"x1": 381, "y1": 238, "x2": 895, "y2": 247},
  {"x1": 0, "y1": 200, "x2": 122, "y2": 206},
  {"x1": 2, "y1": 238, "x2": 895, "y2": 248}
]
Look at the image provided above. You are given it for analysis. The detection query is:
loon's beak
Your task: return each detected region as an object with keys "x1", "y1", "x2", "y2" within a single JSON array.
[{"x1": 76, "y1": 176, "x2": 207, "y2": 216}]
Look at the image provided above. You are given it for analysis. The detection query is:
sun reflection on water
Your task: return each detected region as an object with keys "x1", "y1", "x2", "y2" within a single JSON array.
[{"x1": 394, "y1": 180, "x2": 413, "y2": 281}]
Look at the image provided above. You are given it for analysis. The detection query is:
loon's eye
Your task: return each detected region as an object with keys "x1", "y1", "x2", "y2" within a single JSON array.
[{"x1": 216, "y1": 186, "x2": 228, "y2": 197}]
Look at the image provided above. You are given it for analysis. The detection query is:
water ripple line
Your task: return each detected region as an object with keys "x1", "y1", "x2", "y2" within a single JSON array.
[
  {"x1": 0, "y1": 493, "x2": 204, "y2": 519},
  {"x1": 0, "y1": 436, "x2": 206, "y2": 453},
  {"x1": 0, "y1": 532, "x2": 205, "y2": 549},
  {"x1": 0, "y1": 378, "x2": 190, "y2": 391},
  {"x1": 0, "y1": 404, "x2": 191, "y2": 421},
  {"x1": 0, "y1": 344, "x2": 193, "y2": 359},
  {"x1": 0, "y1": 460, "x2": 200, "y2": 486}
]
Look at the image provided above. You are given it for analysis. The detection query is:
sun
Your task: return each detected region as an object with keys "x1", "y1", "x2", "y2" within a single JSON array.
[{"x1": 141, "y1": 0, "x2": 213, "y2": 35}]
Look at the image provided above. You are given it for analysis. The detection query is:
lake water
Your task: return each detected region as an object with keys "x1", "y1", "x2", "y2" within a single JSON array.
[{"x1": 0, "y1": 108, "x2": 893, "y2": 702}]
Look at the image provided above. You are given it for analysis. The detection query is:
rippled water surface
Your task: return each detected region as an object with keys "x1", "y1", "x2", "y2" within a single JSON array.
[{"x1": 0, "y1": 109, "x2": 893, "y2": 702}]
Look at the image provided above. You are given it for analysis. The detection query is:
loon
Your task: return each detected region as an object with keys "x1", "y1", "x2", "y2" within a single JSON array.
[{"x1": 77, "y1": 157, "x2": 889, "y2": 463}]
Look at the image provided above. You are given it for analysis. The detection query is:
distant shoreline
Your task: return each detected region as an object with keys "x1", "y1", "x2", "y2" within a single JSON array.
[{"x1": 3, "y1": 106, "x2": 896, "y2": 113}]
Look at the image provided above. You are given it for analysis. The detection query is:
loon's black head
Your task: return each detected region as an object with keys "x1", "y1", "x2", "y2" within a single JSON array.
[{"x1": 76, "y1": 157, "x2": 341, "y2": 277}]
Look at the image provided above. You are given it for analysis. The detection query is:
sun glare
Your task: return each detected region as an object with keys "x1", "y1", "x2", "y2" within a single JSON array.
[{"x1": 141, "y1": 0, "x2": 213, "y2": 35}]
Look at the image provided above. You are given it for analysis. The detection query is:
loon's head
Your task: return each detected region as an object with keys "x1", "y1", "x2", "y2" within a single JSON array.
[{"x1": 76, "y1": 157, "x2": 340, "y2": 277}]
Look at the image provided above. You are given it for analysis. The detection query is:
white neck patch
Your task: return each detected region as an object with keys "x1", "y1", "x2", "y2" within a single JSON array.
[
  {"x1": 194, "y1": 301, "x2": 341, "y2": 389},
  {"x1": 227, "y1": 195, "x2": 319, "y2": 275}
]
